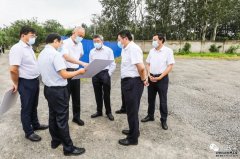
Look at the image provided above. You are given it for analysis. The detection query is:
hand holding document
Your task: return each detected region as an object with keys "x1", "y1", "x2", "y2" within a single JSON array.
[
  {"x1": 0, "y1": 88, "x2": 19, "y2": 116},
  {"x1": 72, "y1": 59, "x2": 114, "y2": 79}
]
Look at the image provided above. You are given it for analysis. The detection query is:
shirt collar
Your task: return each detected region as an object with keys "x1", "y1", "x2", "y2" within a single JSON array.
[
  {"x1": 123, "y1": 41, "x2": 133, "y2": 51},
  {"x1": 45, "y1": 44, "x2": 57, "y2": 51},
  {"x1": 155, "y1": 45, "x2": 166, "y2": 52},
  {"x1": 19, "y1": 40, "x2": 31, "y2": 48},
  {"x1": 69, "y1": 37, "x2": 79, "y2": 46},
  {"x1": 94, "y1": 45, "x2": 105, "y2": 51}
]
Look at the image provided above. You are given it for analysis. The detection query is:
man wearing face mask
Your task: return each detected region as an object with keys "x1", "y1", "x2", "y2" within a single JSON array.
[
  {"x1": 61, "y1": 27, "x2": 87, "y2": 126},
  {"x1": 117, "y1": 30, "x2": 148, "y2": 146},
  {"x1": 89, "y1": 35, "x2": 116, "y2": 121},
  {"x1": 141, "y1": 33, "x2": 175, "y2": 130},
  {"x1": 9, "y1": 26, "x2": 48, "y2": 142},
  {"x1": 38, "y1": 33, "x2": 86, "y2": 156}
]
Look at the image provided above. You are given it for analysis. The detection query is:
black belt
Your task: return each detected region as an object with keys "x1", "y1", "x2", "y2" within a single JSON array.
[
  {"x1": 67, "y1": 68, "x2": 78, "y2": 71},
  {"x1": 122, "y1": 77, "x2": 140, "y2": 81},
  {"x1": 19, "y1": 77, "x2": 39, "y2": 81},
  {"x1": 45, "y1": 85, "x2": 66, "y2": 89},
  {"x1": 150, "y1": 73, "x2": 161, "y2": 77}
]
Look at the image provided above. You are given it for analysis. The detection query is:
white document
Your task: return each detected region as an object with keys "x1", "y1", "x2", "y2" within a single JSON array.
[
  {"x1": 72, "y1": 59, "x2": 114, "y2": 79},
  {"x1": 0, "y1": 89, "x2": 19, "y2": 116}
]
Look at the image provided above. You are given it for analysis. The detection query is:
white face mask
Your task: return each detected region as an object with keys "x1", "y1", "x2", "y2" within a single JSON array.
[
  {"x1": 27, "y1": 37, "x2": 36, "y2": 45},
  {"x1": 94, "y1": 42, "x2": 102, "y2": 49},
  {"x1": 75, "y1": 36, "x2": 83, "y2": 43},
  {"x1": 152, "y1": 40, "x2": 159, "y2": 48}
]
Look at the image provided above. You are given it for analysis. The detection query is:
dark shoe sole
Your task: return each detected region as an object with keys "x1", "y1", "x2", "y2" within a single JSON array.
[{"x1": 64, "y1": 149, "x2": 85, "y2": 156}]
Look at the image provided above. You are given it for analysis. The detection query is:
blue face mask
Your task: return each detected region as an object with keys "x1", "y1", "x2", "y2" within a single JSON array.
[
  {"x1": 152, "y1": 40, "x2": 159, "y2": 48},
  {"x1": 75, "y1": 36, "x2": 83, "y2": 43},
  {"x1": 117, "y1": 41, "x2": 123, "y2": 49},
  {"x1": 94, "y1": 43, "x2": 102, "y2": 49},
  {"x1": 27, "y1": 37, "x2": 36, "y2": 45},
  {"x1": 57, "y1": 46, "x2": 63, "y2": 52}
]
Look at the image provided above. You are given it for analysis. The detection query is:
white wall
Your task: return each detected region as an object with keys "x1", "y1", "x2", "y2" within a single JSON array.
[{"x1": 135, "y1": 40, "x2": 240, "y2": 53}]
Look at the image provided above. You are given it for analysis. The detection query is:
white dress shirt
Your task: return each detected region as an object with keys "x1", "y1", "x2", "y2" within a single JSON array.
[
  {"x1": 89, "y1": 45, "x2": 116, "y2": 76},
  {"x1": 146, "y1": 45, "x2": 175, "y2": 74},
  {"x1": 9, "y1": 40, "x2": 40, "y2": 79},
  {"x1": 121, "y1": 41, "x2": 143, "y2": 79},
  {"x1": 38, "y1": 45, "x2": 67, "y2": 87},
  {"x1": 61, "y1": 37, "x2": 84, "y2": 69}
]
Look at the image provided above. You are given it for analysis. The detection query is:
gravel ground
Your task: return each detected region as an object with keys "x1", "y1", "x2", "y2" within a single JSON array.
[{"x1": 0, "y1": 53, "x2": 239, "y2": 159}]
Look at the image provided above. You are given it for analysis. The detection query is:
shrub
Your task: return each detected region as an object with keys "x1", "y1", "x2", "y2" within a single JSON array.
[
  {"x1": 209, "y1": 44, "x2": 222, "y2": 52},
  {"x1": 225, "y1": 45, "x2": 240, "y2": 54},
  {"x1": 178, "y1": 42, "x2": 191, "y2": 54}
]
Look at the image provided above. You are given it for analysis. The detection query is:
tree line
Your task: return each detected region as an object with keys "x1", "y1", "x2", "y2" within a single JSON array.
[{"x1": 0, "y1": 0, "x2": 240, "y2": 48}]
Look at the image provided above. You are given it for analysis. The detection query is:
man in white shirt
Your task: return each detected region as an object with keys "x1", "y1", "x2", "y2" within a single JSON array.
[
  {"x1": 141, "y1": 33, "x2": 175, "y2": 130},
  {"x1": 9, "y1": 26, "x2": 48, "y2": 142},
  {"x1": 89, "y1": 35, "x2": 116, "y2": 121},
  {"x1": 117, "y1": 30, "x2": 148, "y2": 146},
  {"x1": 38, "y1": 33, "x2": 86, "y2": 156},
  {"x1": 61, "y1": 27, "x2": 87, "y2": 126}
]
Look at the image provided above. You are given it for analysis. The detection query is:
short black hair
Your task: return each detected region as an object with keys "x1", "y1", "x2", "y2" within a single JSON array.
[
  {"x1": 20, "y1": 26, "x2": 36, "y2": 37},
  {"x1": 117, "y1": 30, "x2": 133, "y2": 41},
  {"x1": 93, "y1": 34, "x2": 104, "y2": 41},
  {"x1": 45, "y1": 33, "x2": 61, "y2": 44},
  {"x1": 154, "y1": 33, "x2": 165, "y2": 43}
]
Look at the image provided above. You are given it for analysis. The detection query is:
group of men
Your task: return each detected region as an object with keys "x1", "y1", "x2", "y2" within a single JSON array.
[{"x1": 8, "y1": 26, "x2": 174, "y2": 156}]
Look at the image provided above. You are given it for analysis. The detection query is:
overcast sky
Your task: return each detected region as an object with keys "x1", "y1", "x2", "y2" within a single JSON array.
[{"x1": 0, "y1": 0, "x2": 102, "y2": 28}]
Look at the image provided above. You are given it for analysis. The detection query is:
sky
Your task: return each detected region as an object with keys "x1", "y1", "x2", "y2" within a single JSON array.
[{"x1": 0, "y1": 0, "x2": 102, "y2": 28}]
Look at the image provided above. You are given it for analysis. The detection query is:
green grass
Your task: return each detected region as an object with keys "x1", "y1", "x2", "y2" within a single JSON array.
[{"x1": 174, "y1": 52, "x2": 240, "y2": 60}]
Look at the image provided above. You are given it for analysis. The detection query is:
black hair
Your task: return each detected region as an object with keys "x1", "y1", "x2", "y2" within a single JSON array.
[
  {"x1": 19, "y1": 26, "x2": 36, "y2": 37},
  {"x1": 45, "y1": 33, "x2": 61, "y2": 44},
  {"x1": 93, "y1": 34, "x2": 104, "y2": 41},
  {"x1": 117, "y1": 30, "x2": 133, "y2": 41},
  {"x1": 154, "y1": 33, "x2": 165, "y2": 43}
]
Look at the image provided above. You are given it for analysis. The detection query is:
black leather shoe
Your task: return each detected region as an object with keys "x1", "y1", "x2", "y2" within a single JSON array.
[
  {"x1": 141, "y1": 116, "x2": 154, "y2": 122},
  {"x1": 122, "y1": 130, "x2": 140, "y2": 137},
  {"x1": 64, "y1": 146, "x2": 86, "y2": 156},
  {"x1": 115, "y1": 109, "x2": 127, "y2": 114},
  {"x1": 161, "y1": 122, "x2": 168, "y2": 130},
  {"x1": 26, "y1": 133, "x2": 41, "y2": 142},
  {"x1": 118, "y1": 138, "x2": 138, "y2": 146},
  {"x1": 72, "y1": 119, "x2": 84, "y2": 126},
  {"x1": 122, "y1": 130, "x2": 130, "y2": 135},
  {"x1": 33, "y1": 124, "x2": 49, "y2": 131},
  {"x1": 91, "y1": 112, "x2": 103, "y2": 118},
  {"x1": 51, "y1": 141, "x2": 61, "y2": 149},
  {"x1": 107, "y1": 113, "x2": 114, "y2": 121}
]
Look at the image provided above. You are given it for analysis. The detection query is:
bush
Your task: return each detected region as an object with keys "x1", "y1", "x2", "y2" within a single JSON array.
[
  {"x1": 225, "y1": 45, "x2": 240, "y2": 54},
  {"x1": 178, "y1": 42, "x2": 191, "y2": 54},
  {"x1": 209, "y1": 44, "x2": 222, "y2": 52}
]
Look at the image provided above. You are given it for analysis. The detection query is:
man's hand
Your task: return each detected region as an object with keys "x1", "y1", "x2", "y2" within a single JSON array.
[
  {"x1": 82, "y1": 62, "x2": 89, "y2": 68},
  {"x1": 143, "y1": 78, "x2": 149, "y2": 86},
  {"x1": 78, "y1": 68, "x2": 86, "y2": 74},
  {"x1": 149, "y1": 75, "x2": 158, "y2": 82},
  {"x1": 12, "y1": 84, "x2": 18, "y2": 93}
]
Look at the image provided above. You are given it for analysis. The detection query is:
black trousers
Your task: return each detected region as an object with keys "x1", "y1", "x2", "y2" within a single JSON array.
[
  {"x1": 122, "y1": 77, "x2": 144, "y2": 142},
  {"x1": 44, "y1": 86, "x2": 74, "y2": 152},
  {"x1": 119, "y1": 79, "x2": 126, "y2": 111},
  {"x1": 92, "y1": 70, "x2": 112, "y2": 114},
  {"x1": 67, "y1": 68, "x2": 81, "y2": 120},
  {"x1": 148, "y1": 74, "x2": 169, "y2": 122},
  {"x1": 18, "y1": 77, "x2": 40, "y2": 137}
]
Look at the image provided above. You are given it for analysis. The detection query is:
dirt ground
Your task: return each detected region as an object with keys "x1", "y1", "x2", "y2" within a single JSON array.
[{"x1": 0, "y1": 53, "x2": 239, "y2": 159}]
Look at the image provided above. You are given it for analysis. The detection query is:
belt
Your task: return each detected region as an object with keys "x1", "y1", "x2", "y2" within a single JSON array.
[
  {"x1": 19, "y1": 77, "x2": 39, "y2": 81},
  {"x1": 45, "y1": 85, "x2": 66, "y2": 89},
  {"x1": 150, "y1": 73, "x2": 161, "y2": 77},
  {"x1": 67, "y1": 68, "x2": 78, "y2": 71},
  {"x1": 122, "y1": 77, "x2": 140, "y2": 81}
]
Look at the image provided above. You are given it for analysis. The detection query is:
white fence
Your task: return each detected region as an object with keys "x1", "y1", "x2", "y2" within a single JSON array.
[{"x1": 135, "y1": 40, "x2": 240, "y2": 53}]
